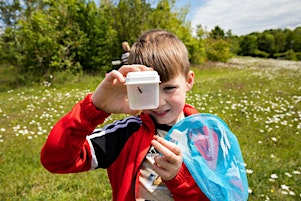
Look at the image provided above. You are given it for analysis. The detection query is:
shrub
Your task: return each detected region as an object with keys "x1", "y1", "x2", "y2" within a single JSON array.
[{"x1": 205, "y1": 38, "x2": 232, "y2": 62}]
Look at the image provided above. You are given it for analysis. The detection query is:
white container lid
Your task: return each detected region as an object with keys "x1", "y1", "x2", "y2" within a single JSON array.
[{"x1": 125, "y1": 71, "x2": 160, "y2": 85}]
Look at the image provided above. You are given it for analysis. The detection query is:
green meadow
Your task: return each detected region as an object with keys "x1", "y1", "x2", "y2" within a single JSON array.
[{"x1": 0, "y1": 57, "x2": 300, "y2": 200}]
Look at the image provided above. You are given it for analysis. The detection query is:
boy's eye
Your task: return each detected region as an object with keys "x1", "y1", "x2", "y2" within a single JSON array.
[{"x1": 164, "y1": 86, "x2": 177, "y2": 91}]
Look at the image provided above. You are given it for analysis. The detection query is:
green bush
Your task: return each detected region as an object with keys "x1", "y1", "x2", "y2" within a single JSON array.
[
  {"x1": 0, "y1": 0, "x2": 116, "y2": 82},
  {"x1": 205, "y1": 38, "x2": 232, "y2": 62},
  {"x1": 285, "y1": 50, "x2": 298, "y2": 60},
  {"x1": 296, "y1": 52, "x2": 301, "y2": 60},
  {"x1": 254, "y1": 49, "x2": 269, "y2": 58}
]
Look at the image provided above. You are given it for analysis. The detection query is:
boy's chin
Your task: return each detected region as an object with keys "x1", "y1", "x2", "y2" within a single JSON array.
[{"x1": 155, "y1": 117, "x2": 175, "y2": 126}]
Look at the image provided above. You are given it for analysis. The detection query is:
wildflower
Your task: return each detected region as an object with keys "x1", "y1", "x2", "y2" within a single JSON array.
[
  {"x1": 246, "y1": 169, "x2": 253, "y2": 174},
  {"x1": 289, "y1": 191, "x2": 295, "y2": 196},
  {"x1": 281, "y1": 184, "x2": 290, "y2": 191},
  {"x1": 270, "y1": 174, "x2": 278, "y2": 179},
  {"x1": 293, "y1": 170, "x2": 301, "y2": 175}
]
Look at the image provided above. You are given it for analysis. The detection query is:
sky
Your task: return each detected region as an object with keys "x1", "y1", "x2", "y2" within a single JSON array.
[{"x1": 176, "y1": 0, "x2": 301, "y2": 36}]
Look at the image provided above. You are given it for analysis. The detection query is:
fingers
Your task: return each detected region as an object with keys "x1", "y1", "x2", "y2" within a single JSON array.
[
  {"x1": 151, "y1": 136, "x2": 182, "y2": 162},
  {"x1": 152, "y1": 155, "x2": 180, "y2": 181},
  {"x1": 92, "y1": 64, "x2": 153, "y2": 114},
  {"x1": 105, "y1": 65, "x2": 152, "y2": 83},
  {"x1": 151, "y1": 136, "x2": 183, "y2": 181},
  {"x1": 118, "y1": 65, "x2": 152, "y2": 76},
  {"x1": 105, "y1": 70, "x2": 126, "y2": 83}
]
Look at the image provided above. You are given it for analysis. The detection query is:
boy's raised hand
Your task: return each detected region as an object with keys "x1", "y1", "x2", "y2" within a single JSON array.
[
  {"x1": 91, "y1": 65, "x2": 151, "y2": 115},
  {"x1": 151, "y1": 135, "x2": 183, "y2": 181}
]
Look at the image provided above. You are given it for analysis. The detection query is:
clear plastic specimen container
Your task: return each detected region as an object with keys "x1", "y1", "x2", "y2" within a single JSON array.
[{"x1": 125, "y1": 71, "x2": 160, "y2": 110}]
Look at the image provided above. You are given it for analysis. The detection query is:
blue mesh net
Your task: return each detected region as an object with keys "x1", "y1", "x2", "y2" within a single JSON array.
[{"x1": 165, "y1": 114, "x2": 249, "y2": 201}]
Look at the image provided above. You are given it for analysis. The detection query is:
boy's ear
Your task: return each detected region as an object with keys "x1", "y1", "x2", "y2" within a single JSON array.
[{"x1": 186, "y1": 70, "x2": 194, "y2": 91}]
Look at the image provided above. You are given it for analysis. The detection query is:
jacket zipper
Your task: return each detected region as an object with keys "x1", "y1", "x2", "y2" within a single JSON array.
[{"x1": 132, "y1": 122, "x2": 158, "y2": 200}]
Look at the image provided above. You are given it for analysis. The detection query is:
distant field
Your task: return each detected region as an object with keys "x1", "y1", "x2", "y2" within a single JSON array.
[{"x1": 0, "y1": 57, "x2": 300, "y2": 200}]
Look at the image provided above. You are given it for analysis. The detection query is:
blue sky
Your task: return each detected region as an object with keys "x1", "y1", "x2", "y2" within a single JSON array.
[{"x1": 175, "y1": 0, "x2": 301, "y2": 35}]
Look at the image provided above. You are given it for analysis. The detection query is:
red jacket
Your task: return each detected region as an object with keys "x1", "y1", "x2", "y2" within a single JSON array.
[{"x1": 40, "y1": 94, "x2": 209, "y2": 201}]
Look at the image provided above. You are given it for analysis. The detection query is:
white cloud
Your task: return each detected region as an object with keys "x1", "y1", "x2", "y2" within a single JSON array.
[{"x1": 190, "y1": 0, "x2": 301, "y2": 35}]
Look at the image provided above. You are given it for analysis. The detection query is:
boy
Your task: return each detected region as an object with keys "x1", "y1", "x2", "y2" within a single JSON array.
[{"x1": 40, "y1": 30, "x2": 209, "y2": 200}]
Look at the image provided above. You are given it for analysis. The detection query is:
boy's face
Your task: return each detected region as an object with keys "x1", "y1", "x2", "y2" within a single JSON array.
[{"x1": 143, "y1": 71, "x2": 194, "y2": 126}]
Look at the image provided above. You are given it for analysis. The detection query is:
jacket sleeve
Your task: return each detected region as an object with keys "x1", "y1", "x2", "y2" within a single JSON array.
[
  {"x1": 40, "y1": 94, "x2": 110, "y2": 173},
  {"x1": 164, "y1": 164, "x2": 209, "y2": 201}
]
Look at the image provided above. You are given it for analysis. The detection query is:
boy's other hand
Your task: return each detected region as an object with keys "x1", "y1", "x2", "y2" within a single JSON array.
[
  {"x1": 91, "y1": 65, "x2": 151, "y2": 115},
  {"x1": 151, "y1": 135, "x2": 183, "y2": 181}
]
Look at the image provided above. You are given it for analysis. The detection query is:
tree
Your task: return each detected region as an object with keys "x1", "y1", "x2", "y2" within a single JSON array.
[
  {"x1": 239, "y1": 34, "x2": 258, "y2": 56},
  {"x1": 0, "y1": 0, "x2": 22, "y2": 29},
  {"x1": 292, "y1": 27, "x2": 301, "y2": 52},
  {"x1": 186, "y1": 24, "x2": 206, "y2": 64},
  {"x1": 0, "y1": 0, "x2": 22, "y2": 63},
  {"x1": 111, "y1": 0, "x2": 152, "y2": 42},
  {"x1": 271, "y1": 29, "x2": 287, "y2": 53},
  {"x1": 210, "y1": 26, "x2": 225, "y2": 39},
  {"x1": 257, "y1": 32, "x2": 275, "y2": 56},
  {"x1": 203, "y1": 26, "x2": 232, "y2": 62},
  {"x1": 1, "y1": 0, "x2": 116, "y2": 80},
  {"x1": 0, "y1": 0, "x2": 209, "y2": 84},
  {"x1": 205, "y1": 38, "x2": 232, "y2": 62},
  {"x1": 108, "y1": 0, "x2": 202, "y2": 64}
]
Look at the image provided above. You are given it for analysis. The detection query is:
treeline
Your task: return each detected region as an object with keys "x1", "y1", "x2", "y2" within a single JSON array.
[
  {"x1": 0, "y1": 0, "x2": 300, "y2": 82},
  {"x1": 201, "y1": 25, "x2": 301, "y2": 61},
  {"x1": 0, "y1": 0, "x2": 207, "y2": 81},
  {"x1": 236, "y1": 27, "x2": 301, "y2": 60}
]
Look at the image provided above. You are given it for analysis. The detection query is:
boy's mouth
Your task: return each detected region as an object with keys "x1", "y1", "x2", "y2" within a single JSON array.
[{"x1": 153, "y1": 110, "x2": 169, "y2": 117}]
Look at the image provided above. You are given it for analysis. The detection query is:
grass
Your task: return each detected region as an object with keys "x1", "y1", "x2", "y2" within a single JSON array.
[{"x1": 0, "y1": 57, "x2": 300, "y2": 200}]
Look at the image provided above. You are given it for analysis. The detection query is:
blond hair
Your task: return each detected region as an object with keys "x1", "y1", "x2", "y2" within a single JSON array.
[
  {"x1": 128, "y1": 30, "x2": 190, "y2": 83},
  {"x1": 122, "y1": 41, "x2": 131, "y2": 52}
]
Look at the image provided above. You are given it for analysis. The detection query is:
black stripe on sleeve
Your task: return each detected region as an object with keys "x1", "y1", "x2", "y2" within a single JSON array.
[{"x1": 88, "y1": 116, "x2": 142, "y2": 168}]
